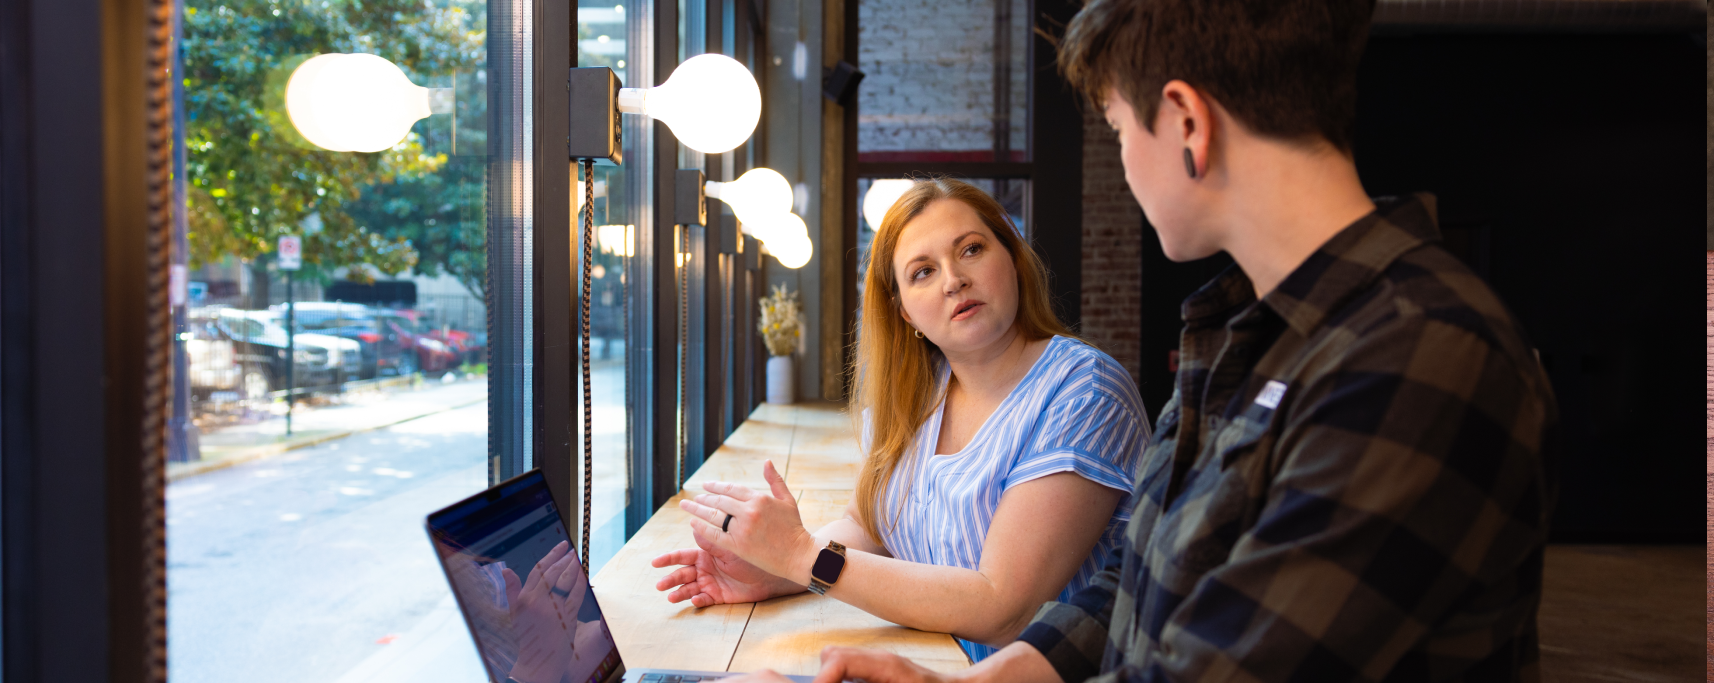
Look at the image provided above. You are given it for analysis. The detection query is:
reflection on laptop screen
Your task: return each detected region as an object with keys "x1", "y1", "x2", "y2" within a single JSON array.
[{"x1": 427, "y1": 470, "x2": 622, "y2": 683}]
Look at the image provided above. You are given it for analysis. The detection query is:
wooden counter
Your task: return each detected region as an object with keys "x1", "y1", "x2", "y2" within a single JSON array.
[{"x1": 590, "y1": 403, "x2": 971, "y2": 676}]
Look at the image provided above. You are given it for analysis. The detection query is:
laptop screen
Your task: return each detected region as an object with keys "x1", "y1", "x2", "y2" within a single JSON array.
[{"x1": 427, "y1": 470, "x2": 623, "y2": 683}]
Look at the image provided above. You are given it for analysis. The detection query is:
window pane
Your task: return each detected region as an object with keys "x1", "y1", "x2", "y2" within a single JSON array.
[
  {"x1": 578, "y1": 0, "x2": 633, "y2": 574},
  {"x1": 171, "y1": 0, "x2": 491, "y2": 680},
  {"x1": 856, "y1": 176, "x2": 1028, "y2": 289},
  {"x1": 857, "y1": 0, "x2": 1029, "y2": 162}
]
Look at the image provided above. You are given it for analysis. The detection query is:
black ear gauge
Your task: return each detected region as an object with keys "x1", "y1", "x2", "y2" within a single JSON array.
[{"x1": 1182, "y1": 148, "x2": 1197, "y2": 179}]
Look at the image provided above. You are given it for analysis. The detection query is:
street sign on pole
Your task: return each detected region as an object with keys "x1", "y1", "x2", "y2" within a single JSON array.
[
  {"x1": 278, "y1": 235, "x2": 302, "y2": 271},
  {"x1": 278, "y1": 234, "x2": 300, "y2": 435}
]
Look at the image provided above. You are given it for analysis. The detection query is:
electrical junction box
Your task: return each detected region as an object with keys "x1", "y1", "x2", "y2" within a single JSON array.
[
  {"x1": 675, "y1": 169, "x2": 707, "y2": 226},
  {"x1": 568, "y1": 67, "x2": 622, "y2": 163}
]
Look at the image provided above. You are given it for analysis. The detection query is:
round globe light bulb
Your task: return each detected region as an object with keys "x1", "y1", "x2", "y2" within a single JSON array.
[
  {"x1": 620, "y1": 54, "x2": 760, "y2": 154},
  {"x1": 286, "y1": 54, "x2": 433, "y2": 153},
  {"x1": 767, "y1": 228, "x2": 813, "y2": 269},
  {"x1": 862, "y1": 179, "x2": 915, "y2": 232},
  {"x1": 746, "y1": 212, "x2": 811, "y2": 268},
  {"x1": 706, "y1": 168, "x2": 792, "y2": 225},
  {"x1": 741, "y1": 209, "x2": 807, "y2": 245}
]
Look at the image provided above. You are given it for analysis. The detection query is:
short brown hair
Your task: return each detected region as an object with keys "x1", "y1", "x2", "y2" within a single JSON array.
[{"x1": 1058, "y1": 0, "x2": 1374, "y2": 152}]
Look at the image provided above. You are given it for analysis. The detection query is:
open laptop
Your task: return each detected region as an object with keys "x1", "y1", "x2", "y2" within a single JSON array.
[{"x1": 426, "y1": 469, "x2": 814, "y2": 683}]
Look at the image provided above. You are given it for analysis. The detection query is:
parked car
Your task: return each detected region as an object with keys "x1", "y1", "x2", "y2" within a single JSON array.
[
  {"x1": 288, "y1": 302, "x2": 409, "y2": 379},
  {"x1": 379, "y1": 308, "x2": 462, "y2": 374},
  {"x1": 251, "y1": 309, "x2": 363, "y2": 384},
  {"x1": 183, "y1": 317, "x2": 243, "y2": 397},
  {"x1": 425, "y1": 324, "x2": 486, "y2": 366},
  {"x1": 191, "y1": 307, "x2": 352, "y2": 396}
]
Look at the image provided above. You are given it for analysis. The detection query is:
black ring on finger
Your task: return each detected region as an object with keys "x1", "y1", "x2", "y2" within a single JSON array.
[
  {"x1": 551, "y1": 586, "x2": 571, "y2": 599},
  {"x1": 722, "y1": 513, "x2": 733, "y2": 533}
]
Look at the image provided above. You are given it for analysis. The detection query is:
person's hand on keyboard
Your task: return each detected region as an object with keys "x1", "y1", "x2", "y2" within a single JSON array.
[{"x1": 706, "y1": 669, "x2": 794, "y2": 683}]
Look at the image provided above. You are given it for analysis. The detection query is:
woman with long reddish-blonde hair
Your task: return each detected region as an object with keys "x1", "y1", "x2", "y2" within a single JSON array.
[{"x1": 654, "y1": 178, "x2": 1150, "y2": 661}]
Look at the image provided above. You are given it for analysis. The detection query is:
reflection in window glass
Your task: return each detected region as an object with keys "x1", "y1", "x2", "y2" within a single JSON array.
[
  {"x1": 856, "y1": 0, "x2": 1028, "y2": 162},
  {"x1": 578, "y1": 0, "x2": 632, "y2": 574},
  {"x1": 170, "y1": 1, "x2": 489, "y2": 681}
]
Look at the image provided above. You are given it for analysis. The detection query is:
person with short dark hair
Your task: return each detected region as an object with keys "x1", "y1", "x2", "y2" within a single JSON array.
[{"x1": 727, "y1": 0, "x2": 1558, "y2": 681}]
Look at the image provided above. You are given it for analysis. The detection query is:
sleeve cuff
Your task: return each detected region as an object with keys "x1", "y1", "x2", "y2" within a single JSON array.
[{"x1": 1018, "y1": 601, "x2": 1107, "y2": 683}]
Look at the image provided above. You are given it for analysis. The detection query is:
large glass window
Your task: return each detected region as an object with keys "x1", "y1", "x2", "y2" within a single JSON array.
[
  {"x1": 856, "y1": 0, "x2": 1029, "y2": 163},
  {"x1": 855, "y1": 0, "x2": 1033, "y2": 298},
  {"x1": 170, "y1": 0, "x2": 492, "y2": 680}
]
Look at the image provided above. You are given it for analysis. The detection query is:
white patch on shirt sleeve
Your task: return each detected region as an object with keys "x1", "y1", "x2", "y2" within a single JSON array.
[{"x1": 1254, "y1": 380, "x2": 1288, "y2": 410}]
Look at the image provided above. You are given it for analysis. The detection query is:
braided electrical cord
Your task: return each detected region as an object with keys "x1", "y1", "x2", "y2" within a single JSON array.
[
  {"x1": 678, "y1": 225, "x2": 687, "y2": 487},
  {"x1": 580, "y1": 160, "x2": 595, "y2": 570},
  {"x1": 142, "y1": 0, "x2": 176, "y2": 678}
]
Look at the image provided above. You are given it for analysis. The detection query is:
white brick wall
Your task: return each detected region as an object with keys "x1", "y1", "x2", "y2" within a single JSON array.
[{"x1": 857, "y1": 0, "x2": 1027, "y2": 155}]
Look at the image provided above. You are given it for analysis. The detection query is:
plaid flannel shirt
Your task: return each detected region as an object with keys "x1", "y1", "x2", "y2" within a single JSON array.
[{"x1": 1018, "y1": 194, "x2": 1558, "y2": 682}]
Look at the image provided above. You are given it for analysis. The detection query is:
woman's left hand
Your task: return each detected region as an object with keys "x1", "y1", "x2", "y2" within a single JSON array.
[{"x1": 678, "y1": 460, "x2": 817, "y2": 582}]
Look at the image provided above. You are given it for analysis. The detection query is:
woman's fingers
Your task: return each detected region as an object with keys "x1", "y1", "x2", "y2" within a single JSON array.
[
  {"x1": 686, "y1": 517, "x2": 732, "y2": 551},
  {"x1": 762, "y1": 460, "x2": 794, "y2": 502},
  {"x1": 679, "y1": 498, "x2": 732, "y2": 527},
  {"x1": 651, "y1": 548, "x2": 701, "y2": 568},
  {"x1": 701, "y1": 480, "x2": 755, "y2": 501},
  {"x1": 692, "y1": 492, "x2": 748, "y2": 516},
  {"x1": 655, "y1": 565, "x2": 701, "y2": 592},
  {"x1": 664, "y1": 584, "x2": 694, "y2": 603}
]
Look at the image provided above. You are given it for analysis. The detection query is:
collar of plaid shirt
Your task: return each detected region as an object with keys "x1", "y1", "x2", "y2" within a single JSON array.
[{"x1": 1018, "y1": 192, "x2": 1557, "y2": 682}]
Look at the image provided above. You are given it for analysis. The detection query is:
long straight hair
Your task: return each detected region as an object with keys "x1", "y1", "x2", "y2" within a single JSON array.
[{"x1": 849, "y1": 178, "x2": 1074, "y2": 547}]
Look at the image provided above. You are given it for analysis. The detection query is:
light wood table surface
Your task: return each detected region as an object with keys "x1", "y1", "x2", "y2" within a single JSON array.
[{"x1": 591, "y1": 402, "x2": 972, "y2": 676}]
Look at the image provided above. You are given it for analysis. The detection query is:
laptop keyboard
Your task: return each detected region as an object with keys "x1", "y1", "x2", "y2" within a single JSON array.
[{"x1": 640, "y1": 675, "x2": 728, "y2": 682}]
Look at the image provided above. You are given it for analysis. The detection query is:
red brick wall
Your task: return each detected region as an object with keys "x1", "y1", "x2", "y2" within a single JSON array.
[
  {"x1": 1079, "y1": 104, "x2": 1144, "y2": 386},
  {"x1": 1704, "y1": 250, "x2": 1711, "y2": 678}
]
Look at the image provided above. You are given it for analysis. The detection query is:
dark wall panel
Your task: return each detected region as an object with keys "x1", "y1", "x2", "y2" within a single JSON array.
[
  {"x1": 1354, "y1": 33, "x2": 1705, "y2": 542},
  {"x1": 1139, "y1": 32, "x2": 1705, "y2": 543}
]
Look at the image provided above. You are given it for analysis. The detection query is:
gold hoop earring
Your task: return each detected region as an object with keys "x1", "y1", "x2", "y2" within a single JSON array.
[{"x1": 913, "y1": 329, "x2": 924, "y2": 339}]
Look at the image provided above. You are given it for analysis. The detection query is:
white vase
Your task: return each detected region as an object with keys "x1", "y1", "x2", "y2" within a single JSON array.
[{"x1": 766, "y1": 355, "x2": 794, "y2": 404}]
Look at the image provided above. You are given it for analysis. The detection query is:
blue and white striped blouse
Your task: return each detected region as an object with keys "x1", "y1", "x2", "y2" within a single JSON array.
[{"x1": 870, "y1": 336, "x2": 1151, "y2": 662}]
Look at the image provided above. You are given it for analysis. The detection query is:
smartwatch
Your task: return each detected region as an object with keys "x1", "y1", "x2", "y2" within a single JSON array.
[{"x1": 807, "y1": 540, "x2": 847, "y2": 595}]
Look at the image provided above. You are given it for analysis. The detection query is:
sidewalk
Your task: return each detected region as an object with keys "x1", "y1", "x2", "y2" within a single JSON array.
[{"x1": 170, "y1": 378, "x2": 489, "y2": 482}]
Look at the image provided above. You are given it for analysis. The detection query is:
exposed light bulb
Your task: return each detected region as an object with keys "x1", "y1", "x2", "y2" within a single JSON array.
[
  {"x1": 746, "y1": 212, "x2": 812, "y2": 269},
  {"x1": 286, "y1": 54, "x2": 450, "y2": 153},
  {"x1": 862, "y1": 179, "x2": 915, "y2": 232},
  {"x1": 618, "y1": 54, "x2": 760, "y2": 154},
  {"x1": 706, "y1": 168, "x2": 792, "y2": 225},
  {"x1": 767, "y1": 229, "x2": 813, "y2": 269}
]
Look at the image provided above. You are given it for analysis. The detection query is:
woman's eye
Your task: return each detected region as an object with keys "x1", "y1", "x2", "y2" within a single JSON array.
[
  {"x1": 911, "y1": 267, "x2": 932, "y2": 281},
  {"x1": 963, "y1": 244, "x2": 982, "y2": 257}
]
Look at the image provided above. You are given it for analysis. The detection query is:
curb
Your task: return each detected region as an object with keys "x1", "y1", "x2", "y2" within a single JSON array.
[{"x1": 167, "y1": 394, "x2": 487, "y2": 483}]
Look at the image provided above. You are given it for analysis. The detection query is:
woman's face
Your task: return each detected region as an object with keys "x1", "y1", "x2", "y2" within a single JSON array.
[{"x1": 891, "y1": 198, "x2": 1020, "y2": 356}]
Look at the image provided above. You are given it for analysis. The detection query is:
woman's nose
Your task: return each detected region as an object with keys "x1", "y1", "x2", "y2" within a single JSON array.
[{"x1": 942, "y1": 269, "x2": 969, "y2": 295}]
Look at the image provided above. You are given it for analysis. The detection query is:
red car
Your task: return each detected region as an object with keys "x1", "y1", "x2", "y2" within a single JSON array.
[
  {"x1": 425, "y1": 324, "x2": 485, "y2": 365},
  {"x1": 379, "y1": 309, "x2": 462, "y2": 374}
]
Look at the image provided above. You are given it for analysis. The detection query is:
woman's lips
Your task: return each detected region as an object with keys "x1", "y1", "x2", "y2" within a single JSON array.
[{"x1": 951, "y1": 301, "x2": 984, "y2": 322}]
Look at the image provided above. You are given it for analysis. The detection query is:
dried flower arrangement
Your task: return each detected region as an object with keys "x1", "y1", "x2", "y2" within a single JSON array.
[{"x1": 758, "y1": 283, "x2": 803, "y2": 357}]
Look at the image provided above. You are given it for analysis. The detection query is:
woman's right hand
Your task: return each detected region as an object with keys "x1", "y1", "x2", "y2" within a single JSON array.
[{"x1": 651, "y1": 522, "x2": 802, "y2": 607}]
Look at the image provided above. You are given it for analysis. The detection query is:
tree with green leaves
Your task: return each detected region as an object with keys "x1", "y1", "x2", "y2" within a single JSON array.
[{"x1": 184, "y1": 0, "x2": 484, "y2": 290}]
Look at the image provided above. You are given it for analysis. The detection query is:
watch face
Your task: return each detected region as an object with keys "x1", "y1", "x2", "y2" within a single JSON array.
[{"x1": 811, "y1": 548, "x2": 847, "y2": 583}]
